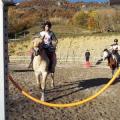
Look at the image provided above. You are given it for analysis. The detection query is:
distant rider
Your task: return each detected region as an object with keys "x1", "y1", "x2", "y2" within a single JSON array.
[
  {"x1": 109, "y1": 39, "x2": 120, "y2": 65},
  {"x1": 28, "y1": 21, "x2": 58, "y2": 72}
]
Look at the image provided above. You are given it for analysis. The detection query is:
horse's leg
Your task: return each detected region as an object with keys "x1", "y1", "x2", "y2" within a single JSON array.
[
  {"x1": 112, "y1": 69, "x2": 114, "y2": 77},
  {"x1": 50, "y1": 53, "x2": 56, "y2": 88},
  {"x1": 38, "y1": 74, "x2": 42, "y2": 90},
  {"x1": 116, "y1": 66, "x2": 120, "y2": 79},
  {"x1": 35, "y1": 72, "x2": 40, "y2": 85},
  {"x1": 117, "y1": 64, "x2": 120, "y2": 78},
  {"x1": 28, "y1": 52, "x2": 34, "y2": 69},
  {"x1": 51, "y1": 73, "x2": 55, "y2": 88},
  {"x1": 41, "y1": 72, "x2": 47, "y2": 101}
]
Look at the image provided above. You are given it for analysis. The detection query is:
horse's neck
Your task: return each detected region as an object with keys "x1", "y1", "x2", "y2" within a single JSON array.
[
  {"x1": 110, "y1": 53, "x2": 116, "y2": 61},
  {"x1": 108, "y1": 53, "x2": 113, "y2": 59},
  {"x1": 33, "y1": 50, "x2": 48, "y2": 70},
  {"x1": 108, "y1": 54, "x2": 117, "y2": 65},
  {"x1": 33, "y1": 56, "x2": 42, "y2": 69}
]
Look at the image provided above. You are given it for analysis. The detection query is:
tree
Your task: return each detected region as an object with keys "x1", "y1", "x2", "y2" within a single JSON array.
[{"x1": 72, "y1": 11, "x2": 89, "y2": 28}]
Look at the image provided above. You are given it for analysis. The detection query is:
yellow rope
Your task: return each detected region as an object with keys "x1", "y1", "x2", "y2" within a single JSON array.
[{"x1": 9, "y1": 68, "x2": 120, "y2": 108}]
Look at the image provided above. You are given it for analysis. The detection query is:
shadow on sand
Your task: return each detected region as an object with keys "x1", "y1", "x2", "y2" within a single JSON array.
[{"x1": 47, "y1": 77, "x2": 120, "y2": 102}]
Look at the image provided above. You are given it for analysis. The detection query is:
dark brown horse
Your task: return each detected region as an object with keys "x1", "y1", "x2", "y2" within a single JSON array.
[{"x1": 96, "y1": 49, "x2": 119, "y2": 76}]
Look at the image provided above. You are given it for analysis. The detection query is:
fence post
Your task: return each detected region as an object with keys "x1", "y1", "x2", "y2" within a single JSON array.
[
  {"x1": 0, "y1": 1, "x2": 9, "y2": 119},
  {"x1": 0, "y1": 0, "x2": 15, "y2": 119}
]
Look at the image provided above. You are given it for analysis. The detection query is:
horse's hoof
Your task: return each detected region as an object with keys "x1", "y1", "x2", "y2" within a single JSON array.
[
  {"x1": 39, "y1": 85, "x2": 42, "y2": 90},
  {"x1": 37, "y1": 81, "x2": 40, "y2": 86},
  {"x1": 51, "y1": 84, "x2": 55, "y2": 88},
  {"x1": 37, "y1": 81, "x2": 39, "y2": 85},
  {"x1": 41, "y1": 97, "x2": 45, "y2": 101}
]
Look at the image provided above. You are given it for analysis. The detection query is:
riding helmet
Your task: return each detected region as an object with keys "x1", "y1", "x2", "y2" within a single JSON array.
[{"x1": 114, "y1": 39, "x2": 118, "y2": 42}]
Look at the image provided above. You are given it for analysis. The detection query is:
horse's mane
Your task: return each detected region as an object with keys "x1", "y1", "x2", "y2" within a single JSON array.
[{"x1": 32, "y1": 37, "x2": 43, "y2": 48}]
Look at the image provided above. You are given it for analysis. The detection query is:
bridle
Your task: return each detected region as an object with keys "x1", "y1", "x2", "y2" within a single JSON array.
[{"x1": 33, "y1": 43, "x2": 43, "y2": 56}]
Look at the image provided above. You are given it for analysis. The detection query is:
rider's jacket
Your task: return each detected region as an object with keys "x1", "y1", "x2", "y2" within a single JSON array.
[{"x1": 109, "y1": 43, "x2": 120, "y2": 54}]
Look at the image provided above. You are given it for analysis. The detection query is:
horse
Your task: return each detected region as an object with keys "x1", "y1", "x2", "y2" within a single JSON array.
[
  {"x1": 96, "y1": 49, "x2": 119, "y2": 76},
  {"x1": 32, "y1": 37, "x2": 56, "y2": 101}
]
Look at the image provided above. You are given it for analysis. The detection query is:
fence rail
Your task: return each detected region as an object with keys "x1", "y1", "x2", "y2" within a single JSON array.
[
  {"x1": 9, "y1": 56, "x2": 107, "y2": 64},
  {"x1": 9, "y1": 39, "x2": 21, "y2": 41}
]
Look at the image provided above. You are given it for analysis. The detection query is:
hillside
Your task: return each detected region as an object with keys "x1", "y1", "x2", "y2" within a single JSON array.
[
  {"x1": 8, "y1": 0, "x2": 109, "y2": 37},
  {"x1": 17, "y1": 0, "x2": 106, "y2": 8}
]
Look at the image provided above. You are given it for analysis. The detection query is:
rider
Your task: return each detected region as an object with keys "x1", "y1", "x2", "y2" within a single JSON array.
[
  {"x1": 109, "y1": 39, "x2": 120, "y2": 65},
  {"x1": 40, "y1": 21, "x2": 58, "y2": 72},
  {"x1": 28, "y1": 21, "x2": 58, "y2": 71},
  {"x1": 85, "y1": 50, "x2": 90, "y2": 62}
]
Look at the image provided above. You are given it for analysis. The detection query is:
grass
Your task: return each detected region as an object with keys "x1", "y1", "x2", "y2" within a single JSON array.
[
  {"x1": 28, "y1": 24, "x2": 90, "y2": 38},
  {"x1": 28, "y1": 24, "x2": 120, "y2": 38}
]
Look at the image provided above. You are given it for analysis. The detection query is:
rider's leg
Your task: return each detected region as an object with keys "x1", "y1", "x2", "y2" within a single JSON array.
[
  {"x1": 115, "y1": 52, "x2": 120, "y2": 67},
  {"x1": 50, "y1": 52, "x2": 56, "y2": 87},
  {"x1": 43, "y1": 47, "x2": 52, "y2": 72},
  {"x1": 50, "y1": 52, "x2": 56, "y2": 72},
  {"x1": 47, "y1": 53, "x2": 53, "y2": 73}
]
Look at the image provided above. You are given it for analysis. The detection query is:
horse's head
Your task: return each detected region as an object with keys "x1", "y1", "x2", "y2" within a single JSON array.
[
  {"x1": 33, "y1": 47, "x2": 40, "y2": 56},
  {"x1": 32, "y1": 37, "x2": 43, "y2": 56},
  {"x1": 102, "y1": 49, "x2": 110, "y2": 60}
]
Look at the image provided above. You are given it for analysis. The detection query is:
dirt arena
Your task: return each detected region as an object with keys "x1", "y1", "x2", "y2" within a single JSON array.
[{"x1": 9, "y1": 63, "x2": 120, "y2": 120}]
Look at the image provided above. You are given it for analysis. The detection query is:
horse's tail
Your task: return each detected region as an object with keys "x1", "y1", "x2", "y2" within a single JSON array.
[{"x1": 95, "y1": 59, "x2": 103, "y2": 65}]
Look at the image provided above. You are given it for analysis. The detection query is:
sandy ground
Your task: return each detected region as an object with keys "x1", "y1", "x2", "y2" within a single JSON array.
[{"x1": 9, "y1": 63, "x2": 120, "y2": 120}]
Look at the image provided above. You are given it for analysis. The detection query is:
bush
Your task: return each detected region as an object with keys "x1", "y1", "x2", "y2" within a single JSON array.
[
  {"x1": 87, "y1": 11, "x2": 98, "y2": 31},
  {"x1": 72, "y1": 11, "x2": 89, "y2": 28},
  {"x1": 8, "y1": 8, "x2": 41, "y2": 37},
  {"x1": 93, "y1": 9, "x2": 120, "y2": 33}
]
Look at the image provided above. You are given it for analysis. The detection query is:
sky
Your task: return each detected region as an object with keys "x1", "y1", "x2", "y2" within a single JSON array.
[
  {"x1": 14, "y1": 0, "x2": 109, "y2": 3},
  {"x1": 69, "y1": 0, "x2": 108, "y2": 2}
]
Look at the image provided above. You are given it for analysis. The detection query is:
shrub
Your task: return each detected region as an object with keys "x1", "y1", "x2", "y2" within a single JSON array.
[{"x1": 72, "y1": 11, "x2": 89, "y2": 28}]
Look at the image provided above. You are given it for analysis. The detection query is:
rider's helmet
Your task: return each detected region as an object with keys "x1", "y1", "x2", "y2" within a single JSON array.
[{"x1": 114, "y1": 39, "x2": 118, "y2": 43}]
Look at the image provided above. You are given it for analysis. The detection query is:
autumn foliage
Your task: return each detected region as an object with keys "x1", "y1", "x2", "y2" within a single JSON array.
[{"x1": 8, "y1": 0, "x2": 120, "y2": 37}]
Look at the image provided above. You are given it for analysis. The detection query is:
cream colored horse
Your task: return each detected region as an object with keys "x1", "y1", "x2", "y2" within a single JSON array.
[{"x1": 32, "y1": 37, "x2": 56, "y2": 101}]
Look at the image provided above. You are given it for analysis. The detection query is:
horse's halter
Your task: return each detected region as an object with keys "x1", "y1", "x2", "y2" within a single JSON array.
[
  {"x1": 33, "y1": 43, "x2": 43, "y2": 56},
  {"x1": 33, "y1": 47, "x2": 39, "y2": 56}
]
